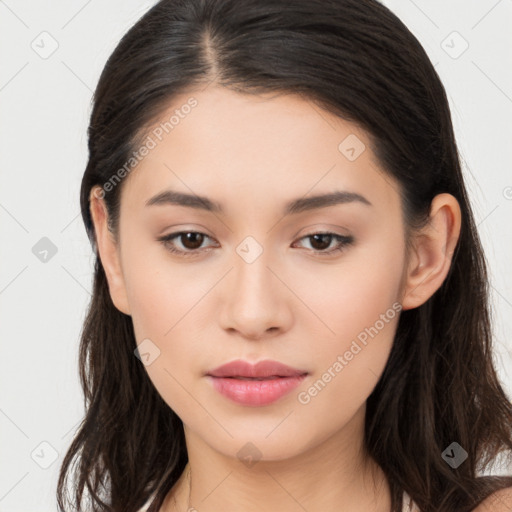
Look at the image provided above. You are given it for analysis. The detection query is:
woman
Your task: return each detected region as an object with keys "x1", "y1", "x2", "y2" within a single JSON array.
[{"x1": 57, "y1": 0, "x2": 512, "y2": 511}]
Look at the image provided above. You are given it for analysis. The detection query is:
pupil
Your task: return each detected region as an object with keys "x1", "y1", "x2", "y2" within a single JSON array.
[
  {"x1": 311, "y1": 234, "x2": 331, "y2": 250},
  {"x1": 183, "y1": 232, "x2": 203, "y2": 249}
]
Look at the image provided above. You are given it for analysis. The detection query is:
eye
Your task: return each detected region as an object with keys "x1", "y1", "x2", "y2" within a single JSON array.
[
  {"x1": 157, "y1": 230, "x2": 354, "y2": 258},
  {"x1": 293, "y1": 232, "x2": 354, "y2": 256},
  {"x1": 157, "y1": 231, "x2": 218, "y2": 257}
]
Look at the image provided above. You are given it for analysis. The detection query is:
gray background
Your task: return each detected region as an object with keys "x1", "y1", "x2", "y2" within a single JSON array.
[{"x1": 1, "y1": 0, "x2": 511, "y2": 509}]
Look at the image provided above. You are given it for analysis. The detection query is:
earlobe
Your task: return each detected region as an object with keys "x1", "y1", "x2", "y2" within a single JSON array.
[
  {"x1": 400, "y1": 193, "x2": 461, "y2": 311},
  {"x1": 89, "y1": 187, "x2": 131, "y2": 316}
]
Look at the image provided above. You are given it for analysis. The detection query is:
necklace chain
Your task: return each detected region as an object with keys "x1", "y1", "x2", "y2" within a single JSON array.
[{"x1": 172, "y1": 463, "x2": 191, "y2": 512}]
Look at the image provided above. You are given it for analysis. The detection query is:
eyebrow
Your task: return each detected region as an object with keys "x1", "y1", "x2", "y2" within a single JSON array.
[{"x1": 145, "y1": 189, "x2": 372, "y2": 215}]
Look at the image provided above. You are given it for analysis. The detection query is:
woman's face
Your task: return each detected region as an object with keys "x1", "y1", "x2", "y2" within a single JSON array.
[{"x1": 96, "y1": 86, "x2": 411, "y2": 460}]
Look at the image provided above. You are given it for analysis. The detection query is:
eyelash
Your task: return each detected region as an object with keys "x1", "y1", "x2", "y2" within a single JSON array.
[{"x1": 157, "y1": 231, "x2": 354, "y2": 258}]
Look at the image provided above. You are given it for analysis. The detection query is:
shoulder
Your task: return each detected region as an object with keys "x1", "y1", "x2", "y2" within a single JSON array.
[{"x1": 472, "y1": 487, "x2": 512, "y2": 511}]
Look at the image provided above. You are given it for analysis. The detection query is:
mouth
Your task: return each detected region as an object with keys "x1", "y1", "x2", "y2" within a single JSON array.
[
  {"x1": 206, "y1": 359, "x2": 309, "y2": 380},
  {"x1": 207, "y1": 373, "x2": 309, "y2": 406},
  {"x1": 218, "y1": 375, "x2": 306, "y2": 380}
]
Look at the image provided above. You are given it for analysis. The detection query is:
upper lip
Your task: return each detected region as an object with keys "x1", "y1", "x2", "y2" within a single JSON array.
[{"x1": 206, "y1": 359, "x2": 308, "y2": 378}]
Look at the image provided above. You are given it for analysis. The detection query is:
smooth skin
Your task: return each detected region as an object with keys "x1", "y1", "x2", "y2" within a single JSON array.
[{"x1": 89, "y1": 86, "x2": 467, "y2": 511}]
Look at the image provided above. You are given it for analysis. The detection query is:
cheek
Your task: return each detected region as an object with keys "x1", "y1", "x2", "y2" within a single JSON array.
[
  {"x1": 294, "y1": 263, "x2": 402, "y2": 426},
  {"x1": 292, "y1": 233, "x2": 404, "y2": 397},
  {"x1": 122, "y1": 238, "x2": 212, "y2": 340},
  {"x1": 122, "y1": 249, "x2": 210, "y2": 414},
  {"x1": 122, "y1": 243, "x2": 219, "y2": 397},
  {"x1": 293, "y1": 230, "x2": 404, "y2": 343}
]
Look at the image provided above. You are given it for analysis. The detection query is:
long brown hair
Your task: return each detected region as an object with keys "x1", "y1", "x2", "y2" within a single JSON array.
[{"x1": 57, "y1": 0, "x2": 512, "y2": 510}]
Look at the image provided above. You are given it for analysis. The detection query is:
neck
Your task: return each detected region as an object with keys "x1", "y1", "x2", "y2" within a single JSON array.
[{"x1": 166, "y1": 405, "x2": 391, "y2": 512}]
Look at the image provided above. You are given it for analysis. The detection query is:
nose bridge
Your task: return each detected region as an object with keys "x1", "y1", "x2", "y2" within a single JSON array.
[
  {"x1": 234, "y1": 241, "x2": 273, "y2": 300},
  {"x1": 233, "y1": 235, "x2": 277, "y2": 311},
  {"x1": 220, "y1": 234, "x2": 291, "y2": 338}
]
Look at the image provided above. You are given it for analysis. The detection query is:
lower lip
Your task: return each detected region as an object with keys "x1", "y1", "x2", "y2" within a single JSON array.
[{"x1": 208, "y1": 375, "x2": 308, "y2": 406}]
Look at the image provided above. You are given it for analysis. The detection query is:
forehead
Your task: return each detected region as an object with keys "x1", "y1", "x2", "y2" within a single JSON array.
[{"x1": 119, "y1": 86, "x2": 401, "y2": 217}]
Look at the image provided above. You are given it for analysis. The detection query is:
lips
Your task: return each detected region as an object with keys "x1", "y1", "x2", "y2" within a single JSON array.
[
  {"x1": 208, "y1": 374, "x2": 308, "y2": 406},
  {"x1": 206, "y1": 359, "x2": 309, "y2": 406},
  {"x1": 206, "y1": 359, "x2": 308, "y2": 379}
]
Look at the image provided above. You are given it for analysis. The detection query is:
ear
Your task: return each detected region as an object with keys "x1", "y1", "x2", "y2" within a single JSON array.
[
  {"x1": 89, "y1": 186, "x2": 131, "y2": 316},
  {"x1": 400, "y1": 193, "x2": 462, "y2": 311}
]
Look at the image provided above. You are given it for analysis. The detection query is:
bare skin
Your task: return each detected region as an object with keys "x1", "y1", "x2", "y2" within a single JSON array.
[{"x1": 89, "y1": 86, "x2": 462, "y2": 512}]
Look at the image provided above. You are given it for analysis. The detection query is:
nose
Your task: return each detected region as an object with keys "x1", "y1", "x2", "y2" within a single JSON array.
[{"x1": 218, "y1": 246, "x2": 293, "y2": 341}]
